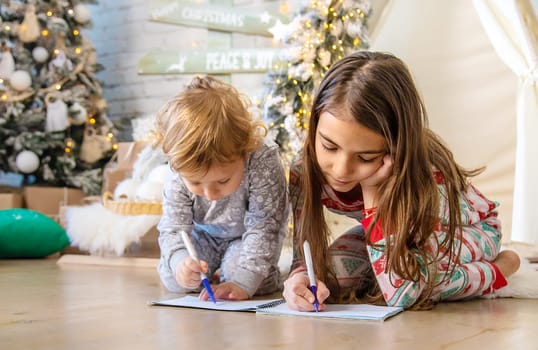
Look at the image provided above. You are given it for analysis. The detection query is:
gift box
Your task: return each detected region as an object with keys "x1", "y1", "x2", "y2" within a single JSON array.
[
  {"x1": 24, "y1": 186, "x2": 86, "y2": 219},
  {"x1": 101, "y1": 141, "x2": 149, "y2": 194},
  {"x1": 117, "y1": 141, "x2": 149, "y2": 169},
  {"x1": 0, "y1": 192, "x2": 23, "y2": 209},
  {"x1": 102, "y1": 167, "x2": 132, "y2": 194}
]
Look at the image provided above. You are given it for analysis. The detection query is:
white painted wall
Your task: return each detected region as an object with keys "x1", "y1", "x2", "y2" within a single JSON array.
[{"x1": 85, "y1": 0, "x2": 278, "y2": 133}]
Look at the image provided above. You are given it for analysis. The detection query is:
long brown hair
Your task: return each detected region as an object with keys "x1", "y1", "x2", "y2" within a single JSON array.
[{"x1": 299, "y1": 51, "x2": 483, "y2": 309}]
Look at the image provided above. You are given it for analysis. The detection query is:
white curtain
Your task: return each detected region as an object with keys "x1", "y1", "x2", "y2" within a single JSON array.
[
  {"x1": 473, "y1": 0, "x2": 538, "y2": 244},
  {"x1": 368, "y1": 0, "x2": 394, "y2": 42}
]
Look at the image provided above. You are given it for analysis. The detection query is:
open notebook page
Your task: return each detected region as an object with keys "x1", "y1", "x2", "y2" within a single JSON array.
[
  {"x1": 256, "y1": 302, "x2": 403, "y2": 321},
  {"x1": 152, "y1": 296, "x2": 403, "y2": 320}
]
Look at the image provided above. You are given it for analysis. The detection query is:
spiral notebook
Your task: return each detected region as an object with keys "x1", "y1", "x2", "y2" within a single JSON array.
[
  {"x1": 151, "y1": 295, "x2": 284, "y2": 312},
  {"x1": 151, "y1": 296, "x2": 403, "y2": 320}
]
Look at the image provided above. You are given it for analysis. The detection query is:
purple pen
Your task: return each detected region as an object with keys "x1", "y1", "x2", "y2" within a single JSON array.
[
  {"x1": 309, "y1": 284, "x2": 320, "y2": 312},
  {"x1": 303, "y1": 240, "x2": 320, "y2": 312},
  {"x1": 181, "y1": 231, "x2": 217, "y2": 304}
]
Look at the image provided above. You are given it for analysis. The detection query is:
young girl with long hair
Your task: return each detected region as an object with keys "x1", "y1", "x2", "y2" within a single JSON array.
[{"x1": 283, "y1": 51, "x2": 520, "y2": 310}]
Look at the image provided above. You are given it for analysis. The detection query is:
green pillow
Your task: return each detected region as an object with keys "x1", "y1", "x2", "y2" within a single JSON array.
[{"x1": 0, "y1": 208, "x2": 70, "y2": 258}]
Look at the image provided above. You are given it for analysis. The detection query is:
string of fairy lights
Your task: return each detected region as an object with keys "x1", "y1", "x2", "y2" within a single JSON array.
[{"x1": 263, "y1": 0, "x2": 370, "y2": 162}]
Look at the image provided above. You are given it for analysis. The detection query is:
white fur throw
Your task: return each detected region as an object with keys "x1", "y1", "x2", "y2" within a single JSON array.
[
  {"x1": 482, "y1": 250, "x2": 538, "y2": 299},
  {"x1": 65, "y1": 203, "x2": 161, "y2": 256}
]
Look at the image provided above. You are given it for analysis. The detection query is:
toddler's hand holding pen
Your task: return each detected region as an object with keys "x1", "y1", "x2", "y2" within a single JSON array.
[
  {"x1": 177, "y1": 256, "x2": 210, "y2": 290},
  {"x1": 179, "y1": 231, "x2": 217, "y2": 303}
]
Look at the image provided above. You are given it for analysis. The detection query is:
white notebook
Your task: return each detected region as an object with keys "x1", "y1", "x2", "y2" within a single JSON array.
[
  {"x1": 151, "y1": 296, "x2": 403, "y2": 321},
  {"x1": 256, "y1": 302, "x2": 403, "y2": 321},
  {"x1": 151, "y1": 295, "x2": 284, "y2": 312}
]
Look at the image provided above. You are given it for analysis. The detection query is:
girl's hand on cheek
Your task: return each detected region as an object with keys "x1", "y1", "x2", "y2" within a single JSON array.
[{"x1": 361, "y1": 154, "x2": 393, "y2": 207}]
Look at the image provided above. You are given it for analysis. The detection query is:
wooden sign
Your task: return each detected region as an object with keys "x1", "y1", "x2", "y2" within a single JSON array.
[
  {"x1": 150, "y1": 0, "x2": 287, "y2": 36},
  {"x1": 138, "y1": 48, "x2": 281, "y2": 74}
]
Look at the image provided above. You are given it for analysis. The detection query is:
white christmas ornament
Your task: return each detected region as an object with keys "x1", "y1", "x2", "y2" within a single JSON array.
[
  {"x1": 9, "y1": 70, "x2": 32, "y2": 91},
  {"x1": 73, "y1": 4, "x2": 91, "y2": 24},
  {"x1": 32, "y1": 46, "x2": 49, "y2": 63},
  {"x1": 45, "y1": 92, "x2": 69, "y2": 132},
  {"x1": 114, "y1": 178, "x2": 142, "y2": 201},
  {"x1": 16, "y1": 150, "x2": 40, "y2": 173},
  {"x1": 0, "y1": 44, "x2": 15, "y2": 80}
]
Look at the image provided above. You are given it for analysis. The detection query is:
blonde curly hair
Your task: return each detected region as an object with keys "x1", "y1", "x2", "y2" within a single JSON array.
[{"x1": 154, "y1": 76, "x2": 267, "y2": 177}]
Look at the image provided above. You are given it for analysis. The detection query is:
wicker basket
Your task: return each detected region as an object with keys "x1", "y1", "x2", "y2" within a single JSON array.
[{"x1": 102, "y1": 191, "x2": 162, "y2": 216}]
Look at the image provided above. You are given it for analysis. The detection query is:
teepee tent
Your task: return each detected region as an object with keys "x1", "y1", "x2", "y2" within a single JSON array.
[{"x1": 370, "y1": 0, "x2": 530, "y2": 243}]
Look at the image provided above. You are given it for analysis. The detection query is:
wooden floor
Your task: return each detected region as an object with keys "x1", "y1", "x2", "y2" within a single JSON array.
[{"x1": 1, "y1": 257, "x2": 538, "y2": 350}]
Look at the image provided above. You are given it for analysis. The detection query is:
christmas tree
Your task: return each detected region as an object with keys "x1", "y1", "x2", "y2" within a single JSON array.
[
  {"x1": 0, "y1": 0, "x2": 116, "y2": 195},
  {"x1": 263, "y1": 0, "x2": 371, "y2": 163}
]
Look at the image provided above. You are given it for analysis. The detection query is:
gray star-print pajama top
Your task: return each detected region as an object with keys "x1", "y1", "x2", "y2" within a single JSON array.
[{"x1": 157, "y1": 140, "x2": 289, "y2": 297}]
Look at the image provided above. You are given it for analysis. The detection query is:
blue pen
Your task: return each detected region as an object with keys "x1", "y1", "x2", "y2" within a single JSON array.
[
  {"x1": 303, "y1": 240, "x2": 319, "y2": 312},
  {"x1": 181, "y1": 231, "x2": 217, "y2": 304}
]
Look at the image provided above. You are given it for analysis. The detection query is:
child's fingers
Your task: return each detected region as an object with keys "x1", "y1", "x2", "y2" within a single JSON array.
[
  {"x1": 177, "y1": 257, "x2": 203, "y2": 289},
  {"x1": 361, "y1": 154, "x2": 394, "y2": 189},
  {"x1": 199, "y1": 288, "x2": 208, "y2": 301},
  {"x1": 204, "y1": 282, "x2": 248, "y2": 300},
  {"x1": 223, "y1": 283, "x2": 249, "y2": 300},
  {"x1": 316, "y1": 281, "x2": 331, "y2": 304},
  {"x1": 285, "y1": 285, "x2": 320, "y2": 311},
  {"x1": 213, "y1": 284, "x2": 233, "y2": 300},
  {"x1": 184, "y1": 257, "x2": 202, "y2": 273},
  {"x1": 283, "y1": 274, "x2": 325, "y2": 311},
  {"x1": 379, "y1": 154, "x2": 393, "y2": 177},
  {"x1": 199, "y1": 260, "x2": 209, "y2": 274},
  {"x1": 179, "y1": 273, "x2": 200, "y2": 289}
]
